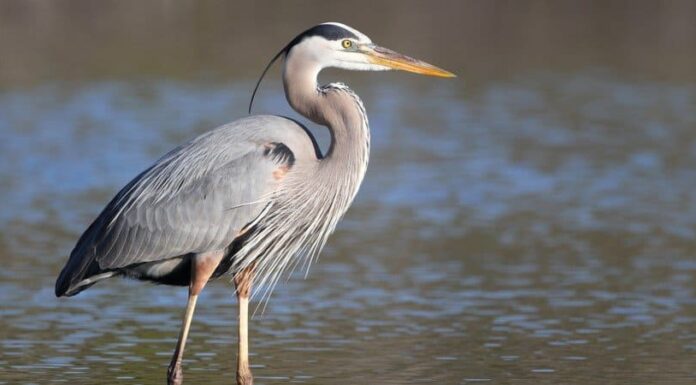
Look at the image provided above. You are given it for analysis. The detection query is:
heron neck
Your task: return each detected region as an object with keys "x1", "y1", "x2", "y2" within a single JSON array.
[
  {"x1": 282, "y1": 59, "x2": 370, "y2": 163},
  {"x1": 283, "y1": 57, "x2": 370, "y2": 211}
]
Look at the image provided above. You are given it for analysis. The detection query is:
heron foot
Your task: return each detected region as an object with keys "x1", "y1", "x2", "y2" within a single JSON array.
[
  {"x1": 167, "y1": 361, "x2": 183, "y2": 385},
  {"x1": 236, "y1": 369, "x2": 253, "y2": 385}
]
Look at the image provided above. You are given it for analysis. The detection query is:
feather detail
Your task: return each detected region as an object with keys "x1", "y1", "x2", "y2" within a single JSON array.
[{"x1": 232, "y1": 83, "x2": 370, "y2": 310}]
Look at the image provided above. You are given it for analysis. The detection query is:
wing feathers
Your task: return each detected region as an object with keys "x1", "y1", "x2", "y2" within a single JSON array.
[{"x1": 56, "y1": 138, "x2": 291, "y2": 295}]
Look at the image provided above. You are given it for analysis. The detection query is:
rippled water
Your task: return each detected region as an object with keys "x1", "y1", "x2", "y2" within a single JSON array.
[{"x1": 1, "y1": 72, "x2": 694, "y2": 384}]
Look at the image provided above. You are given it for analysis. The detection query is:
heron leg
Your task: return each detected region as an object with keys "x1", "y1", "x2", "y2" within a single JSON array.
[
  {"x1": 167, "y1": 251, "x2": 224, "y2": 385},
  {"x1": 167, "y1": 292, "x2": 197, "y2": 385},
  {"x1": 234, "y1": 264, "x2": 255, "y2": 385}
]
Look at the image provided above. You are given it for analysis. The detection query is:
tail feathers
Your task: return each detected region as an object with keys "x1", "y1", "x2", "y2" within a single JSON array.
[
  {"x1": 54, "y1": 273, "x2": 72, "y2": 297},
  {"x1": 55, "y1": 270, "x2": 116, "y2": 297},
  {"x1": 55, "y1": 245, "x2": 113, "y2": 297},
  {"x1": 55, "y1": 212, "x2": 114, "y2": 297}
]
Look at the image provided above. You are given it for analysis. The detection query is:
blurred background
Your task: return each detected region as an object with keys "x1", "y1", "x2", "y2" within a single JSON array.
[{"x1": 1, "y1": 1, "x2": 695, "y2": 384}]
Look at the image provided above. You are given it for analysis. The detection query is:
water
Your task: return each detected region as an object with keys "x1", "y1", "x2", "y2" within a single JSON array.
[{"x1": 1, "y1": 2, "x2": 696, "y2": 385}]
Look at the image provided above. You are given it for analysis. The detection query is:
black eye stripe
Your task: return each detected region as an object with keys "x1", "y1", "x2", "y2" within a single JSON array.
[{"x1": 285, "y1": 24, "x2": 359, "y2": 53}]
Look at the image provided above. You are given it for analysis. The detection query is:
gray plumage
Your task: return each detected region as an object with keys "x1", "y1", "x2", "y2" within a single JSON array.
[
  {"x1": 56, "y1": 115, "x2": 327, "y2": 296},
  {"x1": 53, "y1": 21, "x2": 454, "y2": 385},
  {"x1": 55, "y1": 37, "x2": 372, "y2": 298}
]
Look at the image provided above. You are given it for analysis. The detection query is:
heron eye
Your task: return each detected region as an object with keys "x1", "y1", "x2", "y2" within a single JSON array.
[{"x1": 341, "y1": 39, "x2": 353, "y2": 49}]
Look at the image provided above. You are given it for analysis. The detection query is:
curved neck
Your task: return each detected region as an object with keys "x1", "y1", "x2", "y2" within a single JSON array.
[
  {"x1": 282, "y1": 55, "x2": 324, "y2": 125},
  {"x1": 282, "y1": 53, "x2": 370, "y2": 162}
]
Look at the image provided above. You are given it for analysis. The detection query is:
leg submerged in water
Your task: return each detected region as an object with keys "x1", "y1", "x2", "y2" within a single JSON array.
[
  {"x1": 167, "y1": 251, "x2": 223, "y2": 385},
  {"x1": 235, "y1": 264, "x2": 255, "y2": 385},
  {"x1": 167, "y1": 293, "x2": 197, "y2": 385}
]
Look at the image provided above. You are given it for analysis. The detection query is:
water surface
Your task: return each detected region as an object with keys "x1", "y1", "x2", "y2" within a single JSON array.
[{"x1": 1, "y1": 2, "x2": 695, "y2": 385}]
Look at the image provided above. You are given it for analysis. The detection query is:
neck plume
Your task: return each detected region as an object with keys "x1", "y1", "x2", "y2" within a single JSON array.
[{"x1": 233, "y1": 52, "x2": 372, "y2": 307}]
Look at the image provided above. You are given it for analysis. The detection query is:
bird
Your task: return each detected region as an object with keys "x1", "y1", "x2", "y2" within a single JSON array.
[{"x1": 55, "y1": 22, "x2": 454, "y2": 385}]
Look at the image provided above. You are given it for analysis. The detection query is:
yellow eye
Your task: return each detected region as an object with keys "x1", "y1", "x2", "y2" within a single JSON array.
[{"x1": 341, "y1": 39, "x2": 353, "y2": 49}]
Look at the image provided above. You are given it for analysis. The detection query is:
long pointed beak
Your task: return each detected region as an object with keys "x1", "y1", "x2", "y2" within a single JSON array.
[{"x1": 363, "y1": 44, "x2": 456, "y2": 78}]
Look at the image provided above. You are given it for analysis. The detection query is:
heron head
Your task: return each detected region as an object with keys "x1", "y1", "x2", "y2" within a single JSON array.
[
  {"x1": 249, "y1": 22, "x2": 455, "y2": 112},
  {"x1": 284, "y1": 22, "x2": 456, "y2": 77}
]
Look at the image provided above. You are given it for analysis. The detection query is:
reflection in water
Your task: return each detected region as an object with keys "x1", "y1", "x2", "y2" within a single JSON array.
[{"x1": 0, "y1": 74, "x2": 694, "y2": 384}]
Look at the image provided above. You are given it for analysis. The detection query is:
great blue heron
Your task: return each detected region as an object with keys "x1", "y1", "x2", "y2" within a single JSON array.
[{"x1": 55, "y1": 22, "x2": 454, "y2": 385}]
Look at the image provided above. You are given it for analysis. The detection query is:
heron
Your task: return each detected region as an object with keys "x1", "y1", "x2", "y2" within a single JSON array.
[{"x1": 55, "y1": 22, "x2": 454, "y2": 385}]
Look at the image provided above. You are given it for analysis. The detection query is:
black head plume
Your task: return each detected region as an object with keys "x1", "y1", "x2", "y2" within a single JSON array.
[
  {"x1": 248, "y1": 23, "x2": 360, "y2": 114},
  {"x1": 248, "y1": 46, "x2": 287, "y2": 114}
]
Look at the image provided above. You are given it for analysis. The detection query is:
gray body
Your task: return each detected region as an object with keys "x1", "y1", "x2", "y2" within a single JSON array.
[
  {"x1": 56, "y1": 97, "x2": 368, "y2": 297},
  {"x1": 56, "y1": 53, "x2": 373, "y2": 301},
  {"x1": 53, "y1": 22, "x2": 453, "y2": 385}
]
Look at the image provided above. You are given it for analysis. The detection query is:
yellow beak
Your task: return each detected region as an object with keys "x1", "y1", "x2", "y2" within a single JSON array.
[{"x1": 364, "y1": 44, "x2": 456, "y2": 78}]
